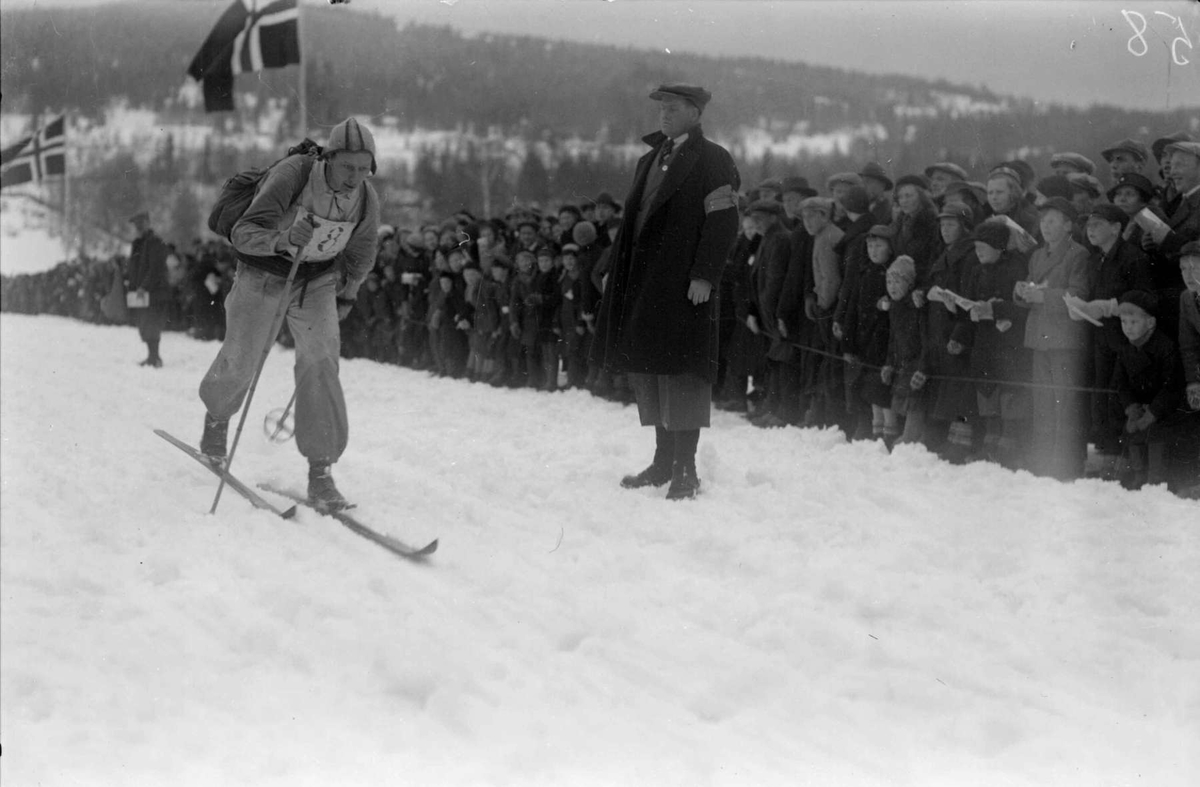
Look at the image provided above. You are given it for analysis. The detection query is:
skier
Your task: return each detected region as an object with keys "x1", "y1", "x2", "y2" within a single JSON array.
[{"x1": 197, "y1": 117, "x2": 380, "y2": 510}]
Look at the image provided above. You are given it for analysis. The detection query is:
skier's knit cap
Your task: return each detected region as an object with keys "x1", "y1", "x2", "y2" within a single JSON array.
[{"x1": 325, "y1": 117, "x2": 377, "y2": 174}]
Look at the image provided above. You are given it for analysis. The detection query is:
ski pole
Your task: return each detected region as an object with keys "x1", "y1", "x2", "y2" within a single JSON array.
[
  {"x1": 266, "y1": 387, "x2": 299, "y2": 443},
  {"x1": 210, "y1": 238, "x2": 308, "y2": 514}
]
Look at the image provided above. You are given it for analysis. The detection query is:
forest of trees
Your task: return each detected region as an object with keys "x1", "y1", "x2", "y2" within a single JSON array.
[{"x1": 2, "y1": 0, "x2": 1197, "y2": 247}]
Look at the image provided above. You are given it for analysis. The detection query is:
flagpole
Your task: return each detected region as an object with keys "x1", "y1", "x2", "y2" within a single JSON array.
[{"x1": 297, "y1": 0, "x2": 307, "y2": 140}]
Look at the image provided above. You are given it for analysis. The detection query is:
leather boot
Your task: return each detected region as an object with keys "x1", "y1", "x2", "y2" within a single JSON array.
[{"x1": 621, "y1": 426, "x2": 674, "y2": 488}]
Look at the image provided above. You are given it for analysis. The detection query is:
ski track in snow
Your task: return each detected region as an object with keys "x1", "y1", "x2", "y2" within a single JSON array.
[{"x1": 1, "y1": 314, "x2": 1197, "y2": 786}]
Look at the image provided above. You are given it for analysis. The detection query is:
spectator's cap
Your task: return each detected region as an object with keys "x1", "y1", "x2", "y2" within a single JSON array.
[
  {"x1": 594, "y1": 191, "x2": 620, "y2": 209},
  {"x1": 887, "y1": 255, "x2": 917, "y2": 286},
  {"x1": 1152, "y1": 131, "x2": 1194, "y2": 162},
  {"x1": 516, "y1": 218, "x2": 540, "y2": 232},
  {"x1": 866, "y1": 223, "x2": 896, "y2": 240},
  {"x1": 945, "y1": 180, "x2": 988, "y2": 205},
  {"x1": 648, "y1": 83, "x2": 712, "y2": 111},
  {"x1": 490, "y1": 257, "x2": 512, "y2": 270},
  {"x1": 924, "y1": 162, "x2": 969, "y2": 181},
  {"x1": 858, "y1": 161, "x2": 894, "y2": 190},
  {"x1": 746, "y1": 198, "x2": 785, "y2": 217},
  {"x1": 937, "y1": 203, "x2": 976, "y2": 229},
  {"x1": 839, "y1": 185, "x2": 871, "y2": 215},
  {"x1": 799, "y1": 196, "x2": 835, "y2": 216},
  {"x1": 780, "y1": 175, "x2": 816, "y2": 197},
  {"x1": 1000, "y1": 160, "x2": 1036, "y2": 189},
  {"x1": 895, "y1": 173, "x2": 931, "y2": 192},
  {"x1": 1037, "y1": 196, "x2": 1078, "y2": 222},
  {"x1": 514, "y1": 249, "x2": 536, "y2": 262},
  {"x1": 558, "y1": 204, "x2": 582, "y2": 219},
  {"x1": 536, "y1": 245, "x2": 556, "y2": 259},
  {"x1": 972, "y1": 219, "x2": 1011, "y2": 250},
  {"x1": 1049, "y1": 152, "x2": 1097, "y2": 175},
  {"x1": 1101, "y1": 137, "x2": 1149, "y2": 163},
  {"x1": 1179, "y1": 240, "x2": 1200, "y2": 260},
  {"x1": 572, "y1": 220, "x2": 597, "y2": 246},
  {"x1": 561, "y1": 243, "x2": 580, "y2": 255},
  {"x1": 1106, "y1": 173, "x2": 1156, "y2": 203},
  {"x1": 1035, "y1": 174, "x2": 1074, "y2": 201},
  {"x1": 987, "y1": 165, "x2": 1025, "y2": 189},
  {"x1": 324, "y1": 117, "x2": 377, "y2": 174},
  {"x1": 1164, "y1": 140, "x2": 1200, "y2": 161},
  {"x1": 1067, "y1": 173, "x2": 1104, "y2": 199},
  {"x1": 1118, "y1": 289, "x2": 1159, "y2": 317},
  {"x1": 127, "y1": 210, "x2": 149, "y2": 224},
  {"x1": 757, "y1": 177, "x2": 784, "y2": 193},
  {"x1": 826, "y1": 171, "x2": 863, "y2": 190},
  {"x1": 1084, "y1": 203, "x2": 1130, "y2": 227}
]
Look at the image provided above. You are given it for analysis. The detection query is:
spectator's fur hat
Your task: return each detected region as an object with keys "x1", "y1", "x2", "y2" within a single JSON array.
[
  {"x1": 972, "y1": 219, "x2": 1011, "y2": 250},
  {"x1": 324, "y1": 117, "x2": 377, "y2": 174},
  {"x1": 887, "y1": 255, "x2": 917, "y2": 287}
]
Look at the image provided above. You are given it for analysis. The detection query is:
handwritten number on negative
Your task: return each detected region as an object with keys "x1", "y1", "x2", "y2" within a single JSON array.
[{"x1": 1123, "y1": 10, "x2": 1194, "y2": 65}]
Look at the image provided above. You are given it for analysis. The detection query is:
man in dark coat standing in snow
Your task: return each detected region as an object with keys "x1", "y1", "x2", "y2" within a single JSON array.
[
  {"x1": 591, "y1": 83, "x2": 741, "y2": 499},
  {"x1": 126, "y1": 211, "x2": 171, "y2": 367}
]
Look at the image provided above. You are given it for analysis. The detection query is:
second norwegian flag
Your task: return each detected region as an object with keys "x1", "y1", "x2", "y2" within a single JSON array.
[{"x1": 186, "y1": 0, "x2": 301, "y2": 113}]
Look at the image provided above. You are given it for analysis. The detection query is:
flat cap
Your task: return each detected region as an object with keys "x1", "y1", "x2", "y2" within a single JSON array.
[
  {"x1": 1049, "y1": 152, "x2": 1097, "y2": 175},
  {"x1": 1164, "y1": 140, "x2": 1200, "y2": 161},
  {"x1": 925, "y1": 162, "x2": 969, "y2": 181},
  {"x1": 1000, "y1": 159, "x2": 1036, "y2": 188},
  {"x1": 1179, "y1": 240, "x2": 1200, "y2": 258},
  {"x1": 1084, "y1": 203, "x2": 1130, "y2": 227},
  {"x1": 945, "y1": 180, "x2": 988, "y2": 205},
  {"x1": 1101, "y1": 137, "x2": 1150, "y2": 163},
  {"x1": 746, "y1": 199, "x2": 785, "y2": 217},
  {"x1": 561, "y1": 243, "x2": 580, "y2": 254},
  {"x1": 858, "y1": 161, "x2": 894, "y2": 190},
  {"x1": 1106, "y1": 173, "x2": 1156, "y2": 203},
  {"x1": 1118, "y1": 289, "x2": 1159, "y2": 316},
  {"x1": 757, "y1": 177, "x2": 784, "y2": 192},
  {"x1": 1067, "y1": 173, "x2": 1104, "y2": 199},
  {"x1": 839, "y1": 185, "x2": 871, "y2": 215},
  {"x1": 594, "y1": 191, "x2": 620, "y2": 208},
  {"x1": 937, "y1": 203, "x2": 976, "y2": 229},
  {"x1": 1152, "y1": 131, "x2": 1194, "y2": 162},
  {"x1": 648, "y1": 83, "x2": 712, "y2": 110},
  {"x1": 866, "y1": 223, "x2": 896, "y2": 240},
  {"x1": 1036, "y1": 174, "x2": 1074, "y2": 201},
  {"x1": 800, "y1": 196, "x2": 835, "y2": 215}
]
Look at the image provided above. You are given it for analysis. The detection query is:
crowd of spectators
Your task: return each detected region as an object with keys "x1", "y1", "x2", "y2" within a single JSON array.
[{"x1": 3, "y1": 130, "x2": 1199, "y2": 498}]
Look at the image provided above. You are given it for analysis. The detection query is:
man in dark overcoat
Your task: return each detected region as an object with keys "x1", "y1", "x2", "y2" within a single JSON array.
[
  {"x1": 126, "y1": 211, "x2": 172, "y2": 367},
  {"x1": 591, "y1": 83, "x2": 741, "y2": 499}
]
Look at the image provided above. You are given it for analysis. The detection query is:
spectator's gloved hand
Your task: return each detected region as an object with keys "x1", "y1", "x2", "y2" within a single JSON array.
[
  {"x1": 843, "y1": 353, "x2": 860, "y2": 369},
  {"x1": 1188, "y1": 383, "x2": 1200, "y2": 411},
  {"x1": 912, "y1": 289, "x2": 927, "y2": 308},
  {"x1": 910, "y1": 370, "x2": 927, "y2": 390},
  {"x1": 1134, "y1": 409, "x2": 1157, "y2": 432},
  {"x1": 880, "y1": 365, "x2": 894, "y2": 384},
  {"x1": 946, "y1": 339, "x2": 965, "y2": 356},
  {"x1": 777, "y1": 318, "x2": 788, "y2": 339},
  {"x1": 969, "y1": 300, "x2": 994, "y2": 322},
  {"x1": 746, "y1": 315, "x2": 760, "y2": 335},
  {"x1": 804, "y1": 296, "x2": 818, "y2": 322},
  {"x1": 832, "y1": 321, "x2": 844, "y2": 340},
  {"x1": 510, "y1": 323, "x2": 520, "y2": 340}
]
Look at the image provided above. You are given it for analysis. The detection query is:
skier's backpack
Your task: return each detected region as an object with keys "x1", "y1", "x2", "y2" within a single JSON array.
[{"x1": 207, "y1": 138, "x2": 323, "y2": 242}]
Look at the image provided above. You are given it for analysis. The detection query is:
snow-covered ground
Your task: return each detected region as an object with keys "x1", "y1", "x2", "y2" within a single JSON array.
[{"x1": 1, "y1": 314, "x2": 1197, "y2": 787}]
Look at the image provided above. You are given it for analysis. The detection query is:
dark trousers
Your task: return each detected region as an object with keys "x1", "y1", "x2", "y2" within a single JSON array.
[{"x1": 629, "y1": 372, "x2": 712, "y2": 430}]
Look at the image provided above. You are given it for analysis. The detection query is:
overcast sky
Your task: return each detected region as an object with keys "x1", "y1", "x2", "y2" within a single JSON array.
[{"x1": 5, "y1": 0, "x2": 1199, "y2": 111}]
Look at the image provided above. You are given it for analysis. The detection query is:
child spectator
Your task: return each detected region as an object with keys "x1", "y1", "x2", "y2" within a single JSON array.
[
  {"x1": 508, "y1": 249, "x2": 539, "y2": 388},
  {"x1": 558, "y1": 244, "x2": 589, "y2": 388},
  {"x1": 955, "y1": 219, "x2": 1031, "y2": 469},
  {"x1": 532, "y1": 247, "x2": 563, "y2": 391},
  {"x1": 881, "y1": 256, "x2": 927, "y2": 445},
  {"x1": 841, "y1": 224, "x2": 894, "y2": 441},
  {"x1": 477, "y1": 258, "x2": 511, "y2": 386}
]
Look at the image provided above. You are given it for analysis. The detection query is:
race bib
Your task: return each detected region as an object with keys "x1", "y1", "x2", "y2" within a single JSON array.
[{"x1": 294, "y1": 206, "x2": 358, "y2": 263}]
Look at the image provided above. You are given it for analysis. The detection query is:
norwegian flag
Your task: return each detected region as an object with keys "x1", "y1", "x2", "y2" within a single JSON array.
[
  {"x1": 1, "y1": 115, "x2": 66, "y2": 190},
  {"x1": 187, "y1": 0, "x2": 300, "y2": 113}
]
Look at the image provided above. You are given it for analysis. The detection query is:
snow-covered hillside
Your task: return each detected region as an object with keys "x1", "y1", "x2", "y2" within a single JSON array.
[{"x1": 1, "y1": 314, "x2": 1197, "y2": 787}]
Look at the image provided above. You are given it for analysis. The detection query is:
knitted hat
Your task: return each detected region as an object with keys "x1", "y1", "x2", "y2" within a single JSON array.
[
  {"x1": 325, "y1": 117, "x2": 377, "y2": 174},
  {"x1": 887, "y1": 255, "x2": 917, "y2": 286},
  {"x1": 1118, "y1": 289, "x2": 1158, "y2": 316},
  {"x1": 839, "y1": 185, "x2": 871, "y2": 215},
  {"x1": 1106, "y1": 173, "x2": 1156, "y2": 203},
  {"x1": 973, "y1": 219, "x2": 1011, "y2": 250}
]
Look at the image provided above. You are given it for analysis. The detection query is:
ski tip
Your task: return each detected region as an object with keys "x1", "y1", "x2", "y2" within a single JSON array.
[{"x1": 282, "y1": 505, "x2": 299, "y2": 520}]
